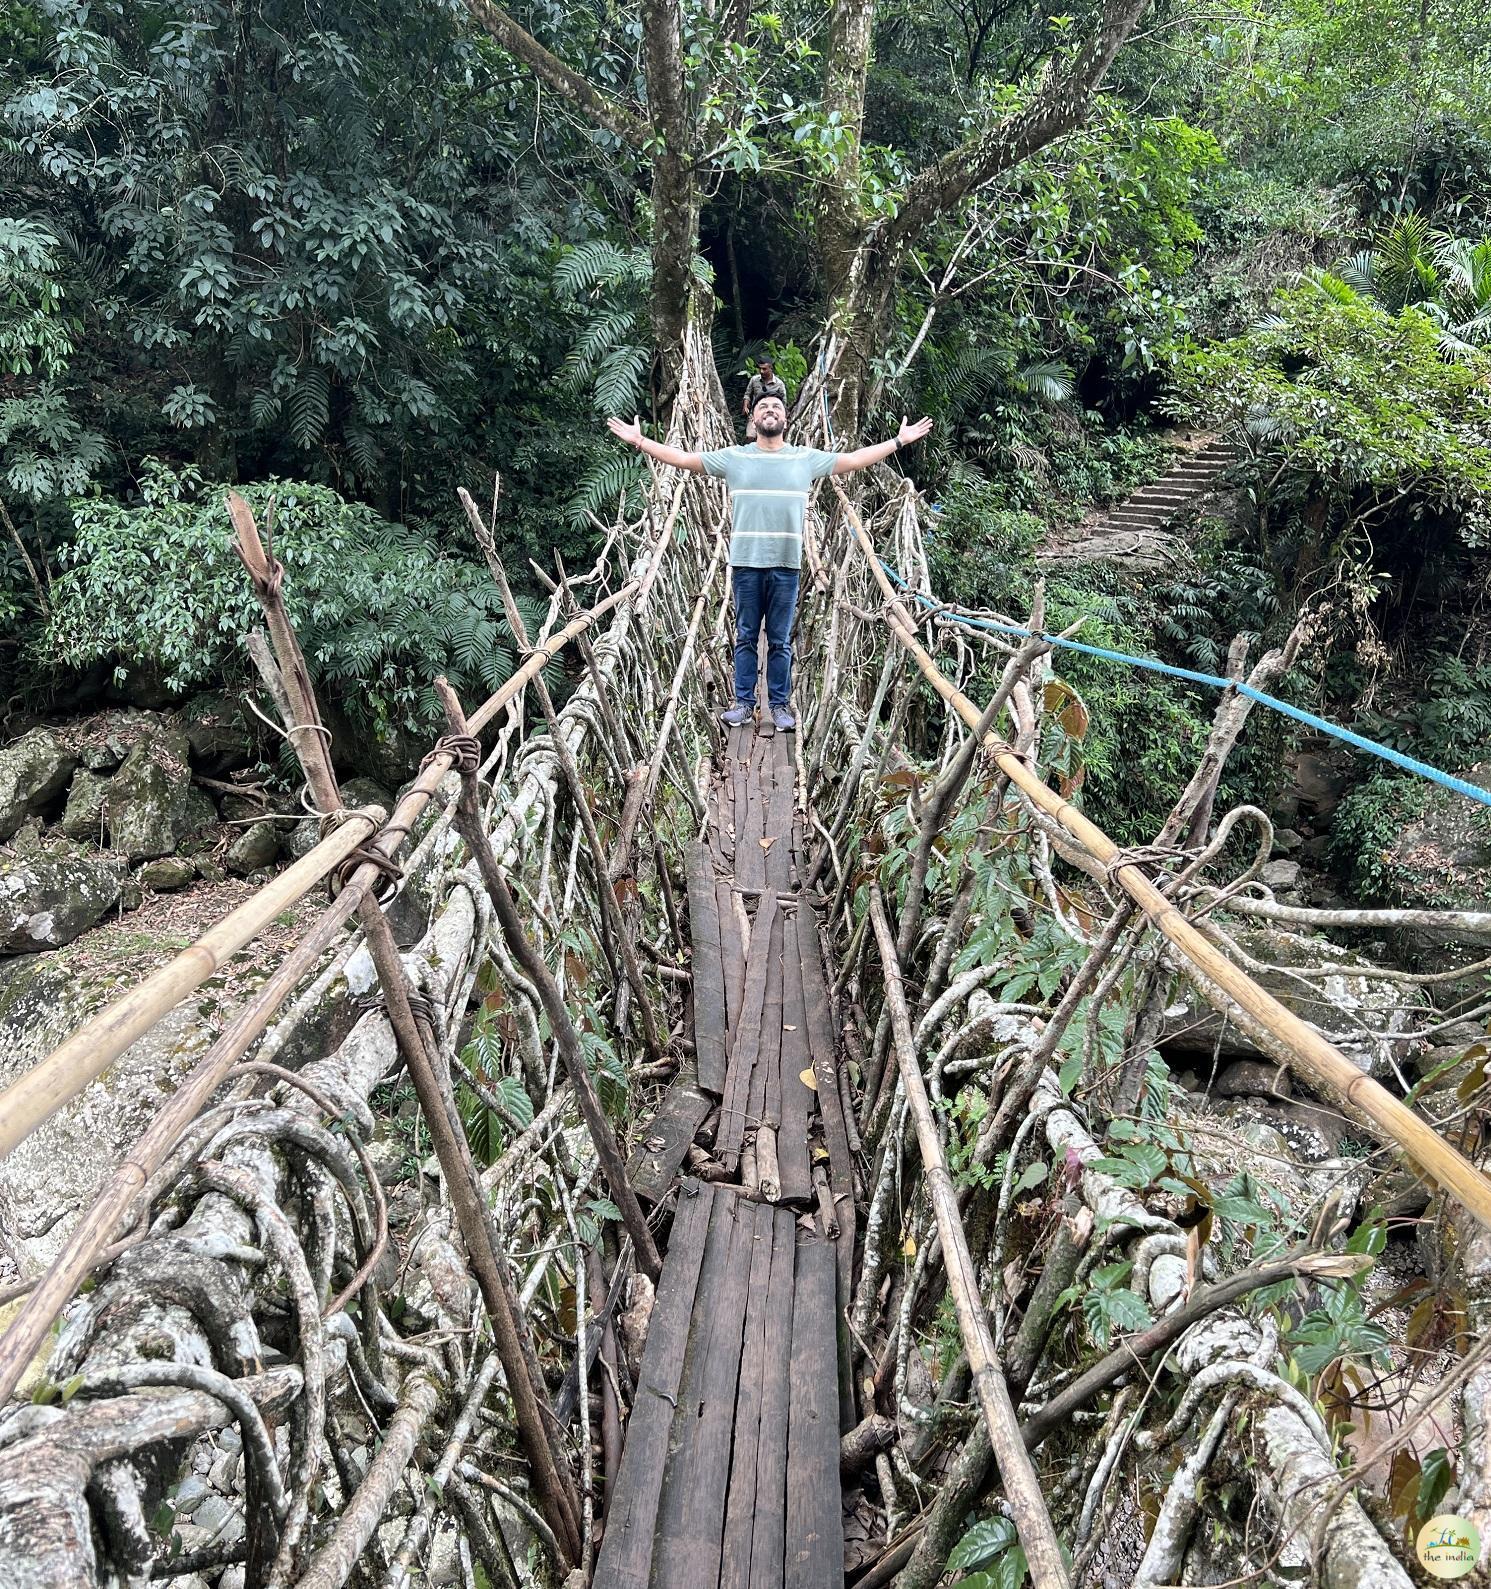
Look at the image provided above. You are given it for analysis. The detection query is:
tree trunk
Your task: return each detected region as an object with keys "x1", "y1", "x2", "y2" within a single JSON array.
[{"x1": 641, "y1": 0, "x2": 703, "y2": 404}]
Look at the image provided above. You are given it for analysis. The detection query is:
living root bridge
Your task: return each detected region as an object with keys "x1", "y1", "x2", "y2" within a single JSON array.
[
  {"x1": 0, "y1": 328, "x2": 741, "y2": 1585},
  {"x1": 838, "y1": 482, "x2": 1491, "y2": 1232}
]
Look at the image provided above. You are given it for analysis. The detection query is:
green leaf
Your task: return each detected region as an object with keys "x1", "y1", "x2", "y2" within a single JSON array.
[
  {"x1": 1013, "y1": 1160, "x2": 1049, "y2": 1196},
  {"x1": 948, "y1": 1516, "x2": 1016, "y2": 1573}
]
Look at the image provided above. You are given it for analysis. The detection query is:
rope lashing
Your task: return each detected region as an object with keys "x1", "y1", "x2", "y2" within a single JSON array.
[
  {"x1": 876, "y1": 558, "x2": 1491, "y2": 812},
  {"x1": 318, "y1": 807, "x2": 408, "y2": 899},
  {"x1": 425, "y1": 734, "x2": 482, "y2": 775}
]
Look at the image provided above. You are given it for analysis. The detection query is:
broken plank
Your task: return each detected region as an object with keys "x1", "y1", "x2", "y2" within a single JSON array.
[
  {"x1": 796, "y1": 903, "x2": 854, "y2": 1208},
  {"x1": 685, "y1": 842, "x2": 728, "y2": 1094},
  {"x1": 652, "y1": 1189, "x2": 755, "y2": 1589},
  {"x1": 627, "y1": 1066, "x2": 714, "y2": 1204},
  {"x1": 751, "y1": 907, "x2": 786, "y2": 1134},
  {"x1": 784, "y1": 1236, "x2": 844, "y2": 1589},
  {"x1": 717, "y1": 878, "x2": 744, "y2": 1038},
  {"x1": 594, "y1": 1181, "x2": 715, "y2": 1589}
]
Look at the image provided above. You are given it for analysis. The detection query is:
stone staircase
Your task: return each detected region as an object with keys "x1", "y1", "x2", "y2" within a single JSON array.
[{"x1": 1038, "y1": 432, "x2": 1241, "y2": 572}]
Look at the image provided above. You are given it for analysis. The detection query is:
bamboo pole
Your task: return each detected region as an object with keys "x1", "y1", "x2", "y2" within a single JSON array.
[
  {"x1": 0, "y1": 845, "x2": 377, "y2": 1405},
  {"x1": 867, "y1": 889, "x2": 1071, "y2": 1589},
  {"x1": 840, "y1": 490, "x2": 1491, "y2": 1233},
  {"x1": 0, "y1": 809, "x2": 380, "y2": 1159}
]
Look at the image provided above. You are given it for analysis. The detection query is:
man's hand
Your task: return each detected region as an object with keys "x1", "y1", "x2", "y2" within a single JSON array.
[
  {"x1": 897, "y1": 415, "x2": 933, "y2": 448},
  {"x1": 605, "y1": 414, "x2": 706, "y2": 474}
]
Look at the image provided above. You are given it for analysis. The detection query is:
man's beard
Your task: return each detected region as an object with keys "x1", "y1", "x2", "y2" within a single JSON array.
[{"x1": 756, "y1": 414, "x2": 784, "y2": 435}]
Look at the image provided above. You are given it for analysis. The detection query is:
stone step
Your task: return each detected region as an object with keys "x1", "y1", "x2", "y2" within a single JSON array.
[{"x1": 1107, "y1": 510, "x2": 1174, "y2": 529}]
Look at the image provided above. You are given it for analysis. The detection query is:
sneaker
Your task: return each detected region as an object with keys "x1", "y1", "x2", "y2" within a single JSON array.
[
  {"x1": 771, "y1": 706, "x2": 797, "y2": 733},
  {"x1": 720, "y1": 702, "x2": 753, "y2": 727}
]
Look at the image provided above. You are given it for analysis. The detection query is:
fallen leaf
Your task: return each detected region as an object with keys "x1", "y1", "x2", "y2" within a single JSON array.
[
  {"x1": 760, "y1": 835, "x2": 777, "y2": 852},
  {"x1": 902, "y1": 1233, "x2": 917, "y2": 1258},
  {"x1": 799, "y1": 1067, "x2": 818, "y2": 1091},
  {"x1": 783, "y1": 1024, "x2": 797, "y2": 1031}
]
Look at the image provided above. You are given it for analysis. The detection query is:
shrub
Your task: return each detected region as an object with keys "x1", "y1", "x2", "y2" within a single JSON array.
[{"x1": 46, "y1": 460, "x2": 545, "y2": 738}]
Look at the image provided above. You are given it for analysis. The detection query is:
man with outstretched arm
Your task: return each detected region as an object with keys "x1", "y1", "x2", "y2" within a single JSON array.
[{"x1": 607, "y1": 395, "x2": 932, "y2": 732}]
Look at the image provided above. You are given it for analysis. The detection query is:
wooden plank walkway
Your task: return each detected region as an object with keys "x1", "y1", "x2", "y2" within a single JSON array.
[{"x1": 598, "y1": 717, "x2": 851, "y2": 1588}]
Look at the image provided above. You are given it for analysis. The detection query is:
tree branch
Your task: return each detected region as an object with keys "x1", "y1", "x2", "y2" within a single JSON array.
[
  {"x1": 461, "y1": 0, "x2": 649, "y2": 149},
  {"x1": 885, "y1": 0, "x2": 1150, "y2": 249}
]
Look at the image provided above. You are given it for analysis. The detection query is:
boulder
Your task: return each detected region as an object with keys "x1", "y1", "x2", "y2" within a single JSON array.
[
  {"x1": 283, "y1": 817, "x2": 321, "y2": 862},
  {"x1": 181, "y1": 692, "x2": 255, "y2": 775},
  {"x1": 1272, "y1": 829, "x2": 1304, "y2": 855},
  {"x1": 1378, "y1": 760, "x2": 1491, "y2": 920},
  {"x1": 0, "y1": 853, "x2": 123, "y2": 953},
  {"x1": 218, "y1": 792, "x2": 268, "y2": 825},
  {"x1": 67, "y1": 709, "x2": 168, "y2": 774},
  {"x1": 225, "y1": 820, "x2": 281, "y2": 876},
  {"x1": 107, "y1": 725, "x2": 216, "y2": 860},
  {"x1": 1214, "y1": 1060, "x2": 1292, "y2": 1099},
  {"x1": 139, "y1": 856, "x2": 196, "y2": 892},
  {"x1": 1162, "y1": 925, "x2": 1425, "y2": 1079},
  {"x1": 60, "y1": 770, "x2": 111, "y2": 841},
  {"x1": 1260, "y1": 859, "x2": 1301, "y2": 891},
  {"x1": 0, "y1": 729, "x2": 77, "y2": 841},
  {"x1": 341, "y1": 776, "x2": 396, "y2": 813}
]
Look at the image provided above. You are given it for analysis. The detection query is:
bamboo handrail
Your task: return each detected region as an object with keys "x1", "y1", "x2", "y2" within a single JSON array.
[
  {"x1": 0, "y1": 526, "x2": 652, "y2": 1411},
  {"x1": 0, "y1": 806, "x2": 383, "y2": 1159},
  {"x1": 840, "y1": 488, "x2": 1491, "y2": 1233}
]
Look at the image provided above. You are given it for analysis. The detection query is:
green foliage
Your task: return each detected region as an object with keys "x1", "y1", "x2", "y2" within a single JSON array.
[
  {"x1": 947, "y1": 1516, "x2": 1028, "y2": 1588},
  {"x1": 1317, "y1": 215, "x2": 1491, "y2": 359},
  {"x1": 1166, "y1": 288, "x2": 1491, "y2": 552},
  {"x1": 1330, "y1": 775, "x2": 1432, "y2": 899},
  {"x1": 1074, "y1": 1260, "x2": 1154, "y2": 1348},
  {"x1": 45, "y1": 461, "x2": 542, "y2": 736}
]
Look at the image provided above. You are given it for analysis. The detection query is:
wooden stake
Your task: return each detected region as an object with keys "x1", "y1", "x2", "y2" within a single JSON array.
[
  {"x1": 231, "y1": 494, "x2": 583, "y2": 1563},
  {"x1": 433, "y1": 678, "x2": 664, "y2": 1286},
  {"x1": 868, "y1": 888, "x2": 1071, "y2": 1589}
]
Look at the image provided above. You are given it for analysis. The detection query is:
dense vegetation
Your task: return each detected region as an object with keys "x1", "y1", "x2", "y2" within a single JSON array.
[{"x1": 4, "y1": 0, "x2": 1491, "y2": 854}]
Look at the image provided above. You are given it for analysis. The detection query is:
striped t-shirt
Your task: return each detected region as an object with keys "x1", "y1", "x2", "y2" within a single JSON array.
[{"x1": 700, "y1": 444, "x2": 841, "y2": 569}]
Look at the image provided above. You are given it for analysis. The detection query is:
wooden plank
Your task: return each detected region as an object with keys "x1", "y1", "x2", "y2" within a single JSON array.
[
  {"x1": 594, "y1": 1181, "x2": 715, "y2": 1589},
  {"x1": 717, "y1": 1200, "x2": 779, "y2": 1589},
  {"x1": 796, "y1": 905, "x2": 854, "y2": 1207},
  {"x1": 735, "y1": 736, "x2": 768, "y2": 894},
  {"x1": 764, "y1": 732, "x2": 794, "y2": 893},
  {"x1": 717, "y1": 879, "x2": 744, "y2": 1038},
  {"x1": 652, "y1": 1190, "x2": 756, "y2": 1589},
  {"x1": 777, "y1": 914, "x2": 814, "y2": 1205},
  {"x1": 685, "y1": 842, "x2": 728, "y2": 1094},
  {"x1": 717, "y1": 893, "x2": 777, "y2": 1169},
  {"x1": 784, "y1": 1236, "x2": 844, "y2": 1589},
  {"x1": 747, "y1": 1207, "x2": 797, "y2": 1589},
  {"x1": 796, "y1": 902, "x2": 858, "y2": 1421},
  {"x1": 752, "y1": 907, "x2": 786, "y2": 1134},
  {"x1": 627, "y1": 1066, "x2": 713, "y2": 1203}
]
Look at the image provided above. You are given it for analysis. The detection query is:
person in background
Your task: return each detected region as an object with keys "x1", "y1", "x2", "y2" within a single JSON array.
[
  {"x1": 606, "y1": 397, "x2": 933, "y2": 731},
  {"x1": 742, "y1": 358, "x2": 787, "y2": 439}
]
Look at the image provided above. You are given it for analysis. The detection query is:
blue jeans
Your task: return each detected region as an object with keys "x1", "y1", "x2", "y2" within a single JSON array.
[{"x1": 732, "y1": 566, "x2": 799, "y2": 707}]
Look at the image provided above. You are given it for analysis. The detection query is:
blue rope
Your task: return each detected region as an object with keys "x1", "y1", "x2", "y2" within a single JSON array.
[{"x1": 878, "y1": 558, "x2": 1491, "y2": 812}]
